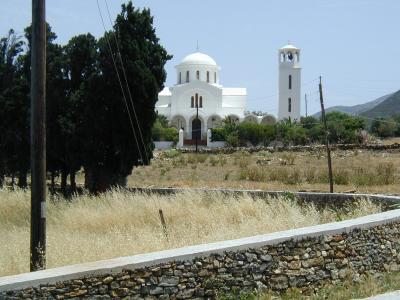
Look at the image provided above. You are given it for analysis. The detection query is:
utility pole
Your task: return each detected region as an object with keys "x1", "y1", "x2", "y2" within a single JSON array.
[
  {"x1": 195, "y1": 102, "x2": 198, "y2": 153},
  {"x1": 31, "y1": 0, "x2": 46, "y2": 271},
  {"x1": 305, "y1": 93, "x2": 308, "y2": 117},
  {"x1": 319, "y1": 76, "x2": 333, "y2": 193}
]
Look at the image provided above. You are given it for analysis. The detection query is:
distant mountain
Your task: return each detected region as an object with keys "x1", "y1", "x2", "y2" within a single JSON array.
[
  {"x1": 313, "y1": 92, "x2": 394, "y2": 117},
  {"x1": 361, "y1": 90, "x2": 400, "y2": 118}
]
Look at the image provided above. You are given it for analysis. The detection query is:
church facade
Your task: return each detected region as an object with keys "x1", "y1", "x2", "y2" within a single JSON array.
[{"x1": 156, "y1": 44, "x2": 300, "y2": 141}]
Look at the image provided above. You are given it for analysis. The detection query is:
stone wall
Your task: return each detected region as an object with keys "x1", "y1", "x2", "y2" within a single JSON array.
[
  {"x1": 128, "y1": 188, "x2": 400, "y2": 211},
  {"x1": 1, "y1": 209, "x2": 400, "y2": 299},
  {"x1": 178, "y1": 143, "x2": 400, "y2": 154}
]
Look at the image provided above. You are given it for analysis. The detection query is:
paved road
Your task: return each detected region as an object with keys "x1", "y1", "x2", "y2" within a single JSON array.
[{"x1": 361, "y1": 291, "x2": 400, "y2": 300}]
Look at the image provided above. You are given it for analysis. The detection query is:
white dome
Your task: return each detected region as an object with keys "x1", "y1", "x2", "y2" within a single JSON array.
[
  {"x1": 280, "y1": 44, "x2": 299, "y2": 51},
  {"x1": 179, "y1": 52, "x2": 217, "y2": 66}
]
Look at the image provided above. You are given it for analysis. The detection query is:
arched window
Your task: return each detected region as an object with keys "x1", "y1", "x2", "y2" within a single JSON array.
[
  {"x1": 199, "y1": 96, "x2": 203, "y2": 108},
  {"x1": 195, "y1": 93, "x2": 198, "y2": 107},
  {"x1": 206, "y1": 71, "x2": 210, "y2": 83},
  {"x1": 289, "y1": 75, "x2": 292, "y2": 89},
  {"x1": 288, "y1": 98, "x2": 292, "y2": 113},
  {"x1": 179, "y1": 72, "x2": 181, "y2": 84},
  {"x1": 186, "y1": 71, "x2": 189, "y2": 83},
  {"x1": 196, "y1": 70, "x2": 200, "y2": 80},
  {"x1": 214, "y1": 72, "x2": 217, "y2": 83},
  {"x1": 191, "y1": 96, "x2": 194, "y2": 108}
]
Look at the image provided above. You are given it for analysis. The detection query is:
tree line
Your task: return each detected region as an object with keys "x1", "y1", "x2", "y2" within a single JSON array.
[
  {"x1": 211, "y1": 112, "x2": 368, "y2": 147},
  {"x1": 0, "y1": 2, "x2": 171, "y2": 193}
]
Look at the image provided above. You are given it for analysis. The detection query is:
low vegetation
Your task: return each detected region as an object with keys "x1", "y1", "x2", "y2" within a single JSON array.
[
  {"x1": 127, "y1": 149, "x2": 400, "y2": 194},
  {"x1": 0, "y1": 189, "x2": 380, "y2": 277}
]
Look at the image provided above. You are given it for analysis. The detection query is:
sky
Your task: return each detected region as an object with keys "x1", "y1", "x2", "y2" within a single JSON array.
[{"x1": 1, "y1": 0, "x2": 399, "y2": 115}]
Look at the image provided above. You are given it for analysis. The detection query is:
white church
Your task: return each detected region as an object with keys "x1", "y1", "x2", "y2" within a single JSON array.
[{"x1": 156, "y1": 44, "x2": 301, "y2": 142}]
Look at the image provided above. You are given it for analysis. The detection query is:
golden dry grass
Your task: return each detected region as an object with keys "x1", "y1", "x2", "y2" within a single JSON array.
[
  {"x1": 126, "y1": 149, "x2": 400, "y2": 194},
  {"x1": 0, "y1": 188, "x2": 381, "y2": 277}
]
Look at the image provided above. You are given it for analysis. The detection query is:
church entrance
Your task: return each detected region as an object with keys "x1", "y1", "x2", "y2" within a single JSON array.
[{"x1": 192, "y1": 118, "x2": 201, "y2": 140}]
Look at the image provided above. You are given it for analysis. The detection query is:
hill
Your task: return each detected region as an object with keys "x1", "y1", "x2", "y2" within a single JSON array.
[
  {"x1": 361, "y1": 90, "x2": 400, "y2": 118},
  {"x1": 313, "y1": 93, "x2": 392, "y2": 117}
]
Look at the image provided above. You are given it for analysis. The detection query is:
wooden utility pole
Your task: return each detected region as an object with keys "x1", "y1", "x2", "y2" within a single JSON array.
[
  {"x1": 305, "y1": 93, "x2": 308, "y2": 117},
  {"x1": 195, "y1": 103, "x2": 198, "y2": 153},
  {"x1": 319, "y1": 77, "x2": 333, "y2": 193},
  {"x1": 31, "y1": 0, "x2": 47, "y2": 271}
]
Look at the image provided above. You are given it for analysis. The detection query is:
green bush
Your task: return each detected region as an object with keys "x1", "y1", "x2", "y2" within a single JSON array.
[
  {"x1": 152, "y1": 115, "x2": 178, "y2": 142},
  {"x1": 211, "y1": 128, "x2": 226, "y2": 141},
  {"x1": 225, "y1": 133, "x2": 239, "y2": 147},
  {"x1": 163, "y1": 149, "x2": 181, "y2": 159},
  {"x1": 238, "y1": 123, "x2": 265, "y2": 146}
]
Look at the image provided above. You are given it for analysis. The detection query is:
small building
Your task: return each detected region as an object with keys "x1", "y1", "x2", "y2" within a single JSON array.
[{"x1": 156, "y1": 52, "x2": 248, "y2": 142}]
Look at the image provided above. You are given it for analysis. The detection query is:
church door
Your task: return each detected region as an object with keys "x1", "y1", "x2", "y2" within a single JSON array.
[{"x1": 192, "y1": 118, "x2": 201, "y2": 140}]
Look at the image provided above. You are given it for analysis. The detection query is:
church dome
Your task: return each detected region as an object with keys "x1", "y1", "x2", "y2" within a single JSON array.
[
  {"x1": 280, "y1": 44, "x2": 299, "y2": 51},
  {"x1": 179, "y1": 52, "x2": 217, "y2": 66}
]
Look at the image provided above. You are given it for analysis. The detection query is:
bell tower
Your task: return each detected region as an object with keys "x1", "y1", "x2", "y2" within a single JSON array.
[{"x1": 278, "y1": 44, "x2": 301, "y2": 121}]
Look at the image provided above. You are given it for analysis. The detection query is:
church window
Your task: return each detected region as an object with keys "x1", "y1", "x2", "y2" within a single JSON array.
[
  {"x1": 214, "y1": 72, "x2": 217, "y2": 83},
  {"x1": 179, "y1": 72, "x2": 181, "y2": 84},
  {"x1": 186, "y1": 71, "x2": 189, "y2": 83},
  {"x1": 207, "y1": 71, "x2": 210, "y2": 83},
  {"x1": 199, "y1": 96, "x2": 203, "y2": 108},
  {"x1": 288, "y1": 98, "x2": 292, "y2": 113},
  {"x1": 191, "y1": 96, "x2": 194, "y2": 108},
  {"x1": 289, "y1": 75, "x2": 292, "y2": 89},
  {"x1": 196, "y1": 70, "x2": 200, "y2": 80},
  {"x1": 195, "y1": 93, "x2": 198, "y2": 107}
]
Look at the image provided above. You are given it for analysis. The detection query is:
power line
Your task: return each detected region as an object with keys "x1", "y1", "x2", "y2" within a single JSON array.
[
  {"x1": 95, "y1": 0, "x2": 144, "y2": 165},
  {"x1": 103, "y1": 0, "x2": 151, "y2": 165}
]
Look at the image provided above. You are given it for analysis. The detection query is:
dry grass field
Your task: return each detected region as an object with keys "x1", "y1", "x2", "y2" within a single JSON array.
[
  {"x1": 0, "y1": 188, "x2": 380, "y2": 277},
  {"x1": 127, "y1": 148, "x2": 400, "y2": 194}
]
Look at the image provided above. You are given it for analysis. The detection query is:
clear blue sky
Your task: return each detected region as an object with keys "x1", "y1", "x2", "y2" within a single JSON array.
[{"x1": 2, "y1": 0, "x2": 399, "y2": 115}]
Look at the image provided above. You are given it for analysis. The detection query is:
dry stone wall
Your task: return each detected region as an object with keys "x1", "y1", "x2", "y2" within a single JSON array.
[
  {"x1": 178, "y1": 143, "x2": 400, "y2": 154},
  {"x1": 1, "y1": 210, "x2": 400, "y2": 299}
]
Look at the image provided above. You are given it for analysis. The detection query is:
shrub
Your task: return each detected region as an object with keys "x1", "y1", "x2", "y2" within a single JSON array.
[
  {"x1": 283, "y1": 168, "x2": 302, "y2": 185},
  {"x1": 163, "y1": 149, "x2": 181, "y2": 159},
  {"x1": 210, "y1": 128, "x2": 226, "y2": 141},
  {"x1": 333, "y1": 168, "x2": 350, "y2": 185},
  {"x1": 238, "y1": 123, "x2": 264, "y2": 146},
  {"x1": 239, "y1": 166, "x2": 266, "y2": 181},
  {"x1": 225, "y1": 133, "x2": 239, "y2": 147},
  {"x1": 304, "y1": 167, "x2": 316, "y2": 183},
  {"x1": 152, "y1": 123, "x2": 178, "y2": 142},
  {"x1": 268, "y1": 168, "x2": 289, "y2": 182},
  {"x1": 376, "y1": 162, "x2": 395, "y2": 185},
  {"x1": 279, "y1": 153, "x2": 295, "y2": 165}
]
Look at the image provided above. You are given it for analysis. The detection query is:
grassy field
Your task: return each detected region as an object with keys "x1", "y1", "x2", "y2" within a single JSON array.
[
  {"x1": 0, "y1": 188, "x2": 380, "y2": 277},
  {"x1": 127, "y1": 148, "x2": 400, "y2": 194},
  {"x1": 218, "y1": 271, "x2": 400, "y2": 300}
]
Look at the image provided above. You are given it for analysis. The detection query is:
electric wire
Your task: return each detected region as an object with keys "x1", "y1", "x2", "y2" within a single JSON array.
[
  {"x1": 103, "y1": 0, "x2": 151, "y2": 165},
  {"x1": 97, "y1": 0, "x2": 162, "y2": 212},
  {"x1": 95, "y1": 0, "x2": 144, "y2": 165}
]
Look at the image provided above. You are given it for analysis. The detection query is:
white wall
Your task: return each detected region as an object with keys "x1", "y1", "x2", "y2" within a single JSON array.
[{"x1": 278, "y1": 53, "x2": 301, "y2": 121}]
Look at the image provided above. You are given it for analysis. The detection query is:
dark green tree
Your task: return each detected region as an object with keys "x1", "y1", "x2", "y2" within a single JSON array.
[
  {"x1": 0, "y1": 29, "x2": 29, "y2": 188},
  {"x1": 24, "y1": 24, "x2": 71, "y2": 192},
  {"x1": 63, "y1": 33, "x2": 98, "y2": 191},
  {"x1": 80, "y1": 2, "x2": 171, "y2": 192}
]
